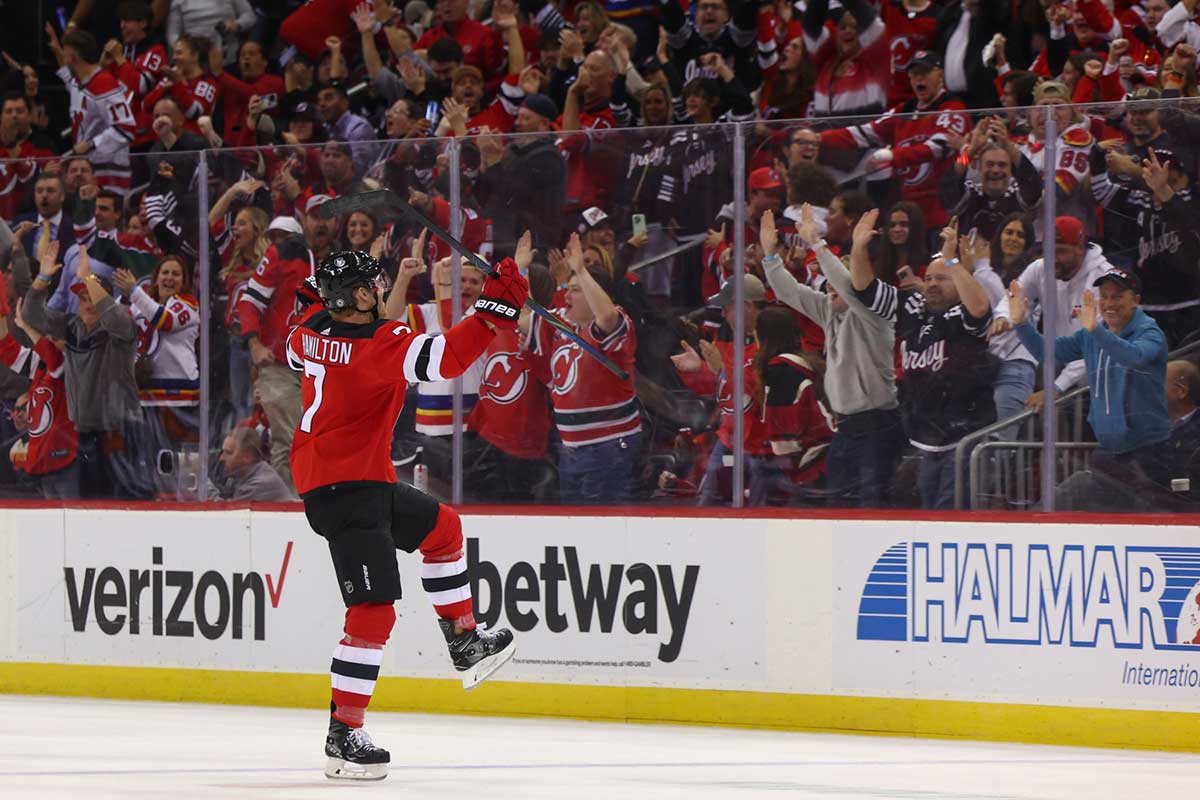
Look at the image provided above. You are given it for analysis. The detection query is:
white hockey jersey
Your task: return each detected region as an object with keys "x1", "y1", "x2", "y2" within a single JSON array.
[
  {"x1": 56, "y1": 65, "x2": 135, "y2": 195},
  {"x1": 130, "y1": 286, "x2": 200, "y2": 407}
]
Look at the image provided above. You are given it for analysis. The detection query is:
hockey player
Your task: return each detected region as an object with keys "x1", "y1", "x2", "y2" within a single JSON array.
[{"x1": 287, "y1": 249, "x2": 527, "y2": 781}]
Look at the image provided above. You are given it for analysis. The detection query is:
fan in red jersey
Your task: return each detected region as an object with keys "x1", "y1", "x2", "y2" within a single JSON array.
[
  {"x1": 8, "y1": 298, "x2": 79, "y2": 499},
  {"x1": 287, "y1": 248, "x2": 525, "y2": 781},
  {"x1": 529, "y1": 233, "x2": 640, "y2": 504},
  {"x1": 465, "y1": 232, "x2": 556, "y2": 503},
  {"x1": 820, "y1": 51, "x2": 968, "y2": 228},
  {"x1": 141, "y1": 35, "x2": 220, "y2": 138}
]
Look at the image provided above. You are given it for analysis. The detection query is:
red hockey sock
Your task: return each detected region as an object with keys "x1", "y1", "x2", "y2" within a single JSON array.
[
  {"x1": 419, "y1": 504, "x2": 476, "y2": 631},
  {"x1": 330, "y1": 602, "x2": 395, "y2": 727}
]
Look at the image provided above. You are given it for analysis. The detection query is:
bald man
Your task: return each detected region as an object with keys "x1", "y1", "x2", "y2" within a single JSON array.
[{"x1": 1166, "y1": 360, "x2": 1200, "y2": 506}]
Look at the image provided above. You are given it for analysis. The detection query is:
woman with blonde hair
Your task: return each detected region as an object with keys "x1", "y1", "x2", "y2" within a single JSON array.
[{"x1": 209, "y1": 178, "x2": 270, "y2": 422}]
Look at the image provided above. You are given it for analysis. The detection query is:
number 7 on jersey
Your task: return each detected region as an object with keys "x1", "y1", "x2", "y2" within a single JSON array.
[{"x1": 300, "y1": 360, "x2": 327, "y2": 433}]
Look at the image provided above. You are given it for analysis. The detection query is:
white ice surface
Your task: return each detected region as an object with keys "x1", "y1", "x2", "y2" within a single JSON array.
[{"x1": 1, "y1": 695, "x2": 1198, "y2": 799}]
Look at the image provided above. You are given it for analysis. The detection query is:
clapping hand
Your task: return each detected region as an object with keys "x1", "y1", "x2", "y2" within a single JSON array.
[
  {"x1": 1007, "y1": 280, "x2": 1028, "y2": 326},
  {"x1": 797, "y1": 203, "x2": 821, "y2": 246},
  {"x1": 113, "y1": 268, "x2": 137, "y2": 295},
  {"x1": 351, "y1": 2, "x2": 375, "y2": 34},
  {"x1": 38, "y1": 240, "x2": 62, "y2": 279},
  {"x1": 75, "y1": 245, "x2": 92, "y2": 281},
  {"x1": 852, "y1": 208, "x2": 879, "y2": 251},
  {"x1": 1080, "y1": 288, "x2": 1098, "y2": 332},
  {"x1": 759, "y1": 208, "x2": 778, "y2": 257},
  {"x1": 698, "y1": 339, "x2": 723, "y2": 373},
  {"x1": 565, "y1": 232, "x2": 585, "y2": 274},
  {"x1": 670, "y1": 340, "x2": 702, "y2": 373},
  {"x1": 704, "y1": 223, "x2": 727, "y2": 250},
  {"x1": 514, "y1": 229, "x2": 536, "y2": 271}
]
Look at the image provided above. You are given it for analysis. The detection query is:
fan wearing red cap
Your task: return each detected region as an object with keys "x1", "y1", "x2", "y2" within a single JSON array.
[{"x1": 992, "y1": 215, "x2": 1114, "y2": 408}]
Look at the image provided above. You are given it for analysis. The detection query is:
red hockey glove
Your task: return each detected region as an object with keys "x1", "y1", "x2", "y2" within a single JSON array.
[{"x1": 473, "y1": 257, "x2": 528, "y2": 330}]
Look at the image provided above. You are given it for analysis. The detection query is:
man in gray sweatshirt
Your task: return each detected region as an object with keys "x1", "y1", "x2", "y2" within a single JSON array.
[
  {"x1": 761, "y1": 205, "x2": 904, "y2": 506},
  {"x1": 23, "y1": 242, "x2": 150, "y2": 498}
]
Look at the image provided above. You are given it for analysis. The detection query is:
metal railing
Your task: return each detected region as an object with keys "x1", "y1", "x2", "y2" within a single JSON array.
[
  {"x1": 952, "y1": 386, "x2": 1090, "y2": 510},
  {"x1": 969, "y1": 440, "x2": 1098, "y2": 511},
  {"x1": 955, "y1": 340, "x2": 1200, "y2": 510}
]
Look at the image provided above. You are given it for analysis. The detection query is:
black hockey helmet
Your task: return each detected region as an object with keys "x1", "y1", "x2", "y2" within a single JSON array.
[{"x1": 316, "y1": 250, "x2": 382, "y2": 311}]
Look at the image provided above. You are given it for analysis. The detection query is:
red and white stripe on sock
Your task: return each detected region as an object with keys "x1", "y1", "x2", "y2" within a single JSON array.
[
  {"x1": 419, "y1": 504, "x2": 476, "y2": 630},
  {"x1": 330, "y1": 602, "x2": 395, "y2": 727}
]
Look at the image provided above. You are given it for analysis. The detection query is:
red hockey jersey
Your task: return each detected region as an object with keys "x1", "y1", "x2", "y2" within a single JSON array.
[
  {"x1": 415, "y1": 19, "x2": 504, "y2": 78},
  {"x1": 821, "y1": 91, "x2": 968, "y2": 227},
  {"x1": 468, "y1": 327, "x2": 552, "y2": 460},
  {"x1": 529, "y1": 307, "x2": 640, "y2": 447},
  {"x1": 881, "y1": 0, "x2": 940, "y2": 106},
  {"x1": 110, "y1": 40, "x2": 168, "y2": 146},
  {"x1": 143, "y1": 73, "x2": 219, "y2": 135},
  {"x1": 676, "y1": 338, "x2": 771, "y2": 455},
  {"x1": 236, "y1": 242, "x2": 317, "y2": 363},
  {"x1": 24, "y1": 338, "x2": 78, "y2": 476},
  {"x1": 286, "y1": 309, "x2": 495, "y2": 495},
  {"x1": 761, "y1": 353, "x2": 833, "y2": 485}
]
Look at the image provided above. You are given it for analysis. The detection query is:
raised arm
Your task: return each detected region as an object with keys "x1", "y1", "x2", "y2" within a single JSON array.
[
  {"x1": 566, "y1": 232, "x2": 619, "y2": 334},
  {"x1": 385, "y1": 229, "x2": 428, "y2": 322},
  {"x1": 24, "y1": 241, "x2": 69, "y2": 340},
  {"x1": 940, "y1": 223, "x2": 990, "y2": 320},
  {"x1": 352, "y1": 3, "x2": 385, "y2": 80}
]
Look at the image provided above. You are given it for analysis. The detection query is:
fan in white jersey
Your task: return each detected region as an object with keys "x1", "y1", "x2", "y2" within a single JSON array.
[{"x1": 47, "y1": 27, "x2": 136, "y2": 196}]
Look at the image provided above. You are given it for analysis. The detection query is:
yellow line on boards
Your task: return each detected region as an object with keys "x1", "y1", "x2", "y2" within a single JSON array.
[{"x1": 1, "y1": 662, "x2": 1197, "y2": 752}]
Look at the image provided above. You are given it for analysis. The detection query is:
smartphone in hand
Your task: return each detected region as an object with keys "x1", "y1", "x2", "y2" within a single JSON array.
[{"x1": 631, "y1": 213, "x2": 647, "y2": 238}]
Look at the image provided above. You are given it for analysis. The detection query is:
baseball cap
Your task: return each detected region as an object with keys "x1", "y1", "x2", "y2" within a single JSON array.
[
  {"x1": 289, "y1": 102, "x2": 320, "y2": 123},
  {"x1": 749, "y1": 167, "x2": 783, "y2": 192},
  {"x1": 640, "y1": 55, "x2": 665, "y2": 75},
  {"x1": 906, "y1": 51, "x2": 942, "y2": 71},
  {"x1": 1034, "y1": 79, "x2": 1071, "y2": 103},
  {"x1": 1054, "y1": 216, "x2": 1085, "y2": 246},
  {"x1": 707, "y1": 274, "x2": 767, "y2": 307},
  {"x1": 70, "y1": 274, "x2": 114, "y2": 296},
  {"x1": 268, "y1": 215, "x2": 303, "y2": 235},
  {"x1": 1093, "y1": 268, "x2": 1142, "y2": 294},
  {"x1": 522, "y1": 92, "x2": 558, "y2": 122},
  {"x1": 577, "y1": 206, "x2": 611, "y2": 233},
  {"x1": 1130, "y1": 85, "x2": 1163, "y2": 101},
  {"x1": 305, "y1": 194, "x2": 334, "y2": 215}
]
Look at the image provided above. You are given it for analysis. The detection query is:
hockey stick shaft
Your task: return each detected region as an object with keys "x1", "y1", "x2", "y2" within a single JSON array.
[{"x1": 321, "y1": 191, "x2": 631, "y2": 381}]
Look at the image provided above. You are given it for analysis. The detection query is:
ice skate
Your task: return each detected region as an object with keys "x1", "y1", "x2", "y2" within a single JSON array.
[
  {"x1": 439, "y1": 620, "x2": 517, "y2": 690},
  {"x1": 324, "y1": 716, "x2": 390, "y2": 781}
]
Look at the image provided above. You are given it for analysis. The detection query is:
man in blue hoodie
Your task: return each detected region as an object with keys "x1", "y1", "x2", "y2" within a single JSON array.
[{"x1": 1009, "y1": 267, "x2": 1171, "y2": 492}]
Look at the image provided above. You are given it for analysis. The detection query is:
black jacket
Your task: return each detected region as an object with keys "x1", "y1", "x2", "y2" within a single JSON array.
[{"x1": 475, "y1": 133, "x2": 567, "y2": 253}]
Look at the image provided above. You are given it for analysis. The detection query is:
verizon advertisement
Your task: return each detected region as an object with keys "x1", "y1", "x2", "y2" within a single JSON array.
[
  {"x1": 5, "y1": 510, "x2": 765, "y2": 689},
  {"x1": 832, "y1": 521, "x2": 1200, "y2": 712}
]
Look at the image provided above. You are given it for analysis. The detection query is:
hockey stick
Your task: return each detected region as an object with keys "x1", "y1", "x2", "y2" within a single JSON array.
[
  {"x1": 319, "y1": 190, "x2": 631, "y2": 381},
  {"x1": 624, "y1": 233, "x2": 707, "y2": 273}
]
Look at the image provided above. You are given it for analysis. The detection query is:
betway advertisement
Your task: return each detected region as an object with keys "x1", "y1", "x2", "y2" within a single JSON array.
[
  {"x1": 833, "y1": 522, "x2": 1200, "y2": 711},
  {"x1": 7, "y1": 510, "x2": 765, "y2": 689}
]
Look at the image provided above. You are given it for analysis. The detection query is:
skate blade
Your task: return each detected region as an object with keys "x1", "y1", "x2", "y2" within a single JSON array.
[
  {"x1": 325, "y1": 757, "x2": 388, "y2": 781},
  {"x1": 461, "y1": 641, "x2": 516, "y2": 691}
]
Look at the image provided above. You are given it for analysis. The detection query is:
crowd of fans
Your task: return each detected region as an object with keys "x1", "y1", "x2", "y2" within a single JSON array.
[{"x1": 0, "y1": 0, "x2": 1199, "y2": 511}]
